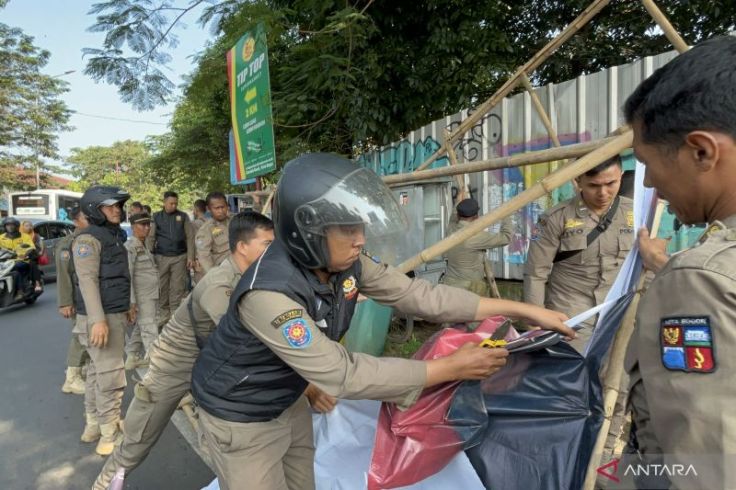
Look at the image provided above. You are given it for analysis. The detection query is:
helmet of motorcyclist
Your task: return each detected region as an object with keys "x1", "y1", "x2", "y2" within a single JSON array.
[
  {"x1": 2, "y1": 217, "x2": 20, "y2": 238},
  {"x1": 272, "y1": 153, "x2": 407, "y2": 269},
  {"x1": 80, "y1": 185, "x2": 131, "y2": 226}
]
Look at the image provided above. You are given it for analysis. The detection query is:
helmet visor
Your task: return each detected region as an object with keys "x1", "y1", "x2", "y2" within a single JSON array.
[{"x1": 294, "y1": 167, "x2": 407, "y2": 239}]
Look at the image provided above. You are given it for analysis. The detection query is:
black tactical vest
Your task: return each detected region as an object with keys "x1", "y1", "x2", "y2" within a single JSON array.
[
  {"x1": 153, "y1": 210, "x2": 188, "y2": 256},
  {"x1": 72, "y1": 225, "x2": 130, "y2": 315},
  {"x1": 191, "y1": 240, "x2": 361, "y2": 423}
]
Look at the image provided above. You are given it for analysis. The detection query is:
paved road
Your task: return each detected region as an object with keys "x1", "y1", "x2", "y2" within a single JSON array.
[{"x1": 0, "y1": 283, "x2": 214, "y2": 490}]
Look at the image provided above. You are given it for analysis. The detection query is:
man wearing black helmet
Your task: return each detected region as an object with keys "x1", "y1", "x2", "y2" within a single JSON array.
[
  {"x1": 72, "y1": 185, "x2": 134, "y2": 456},
  {"x1": 191, "y1": 153, "x2": 574, "y2": 490},
  {"x1": 0, "y1": 216, "x2": 43, "y2": 293}
]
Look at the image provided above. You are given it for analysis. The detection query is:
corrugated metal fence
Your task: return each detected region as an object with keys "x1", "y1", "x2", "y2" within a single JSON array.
[{"x1": 358, "y1": 48, "x2": 703, "y2": 280}]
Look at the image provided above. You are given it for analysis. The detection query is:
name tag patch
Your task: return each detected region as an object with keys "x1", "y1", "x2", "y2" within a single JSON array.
[
  {"x1": 282, "y1": 319, "x2": 312, "y2": 348},
  {"x1": 271, "y1": 308, "x2": 303, "y2": 328},
  {"x1": 660, "y1": 317, "x2": 715, "y2": 373}
]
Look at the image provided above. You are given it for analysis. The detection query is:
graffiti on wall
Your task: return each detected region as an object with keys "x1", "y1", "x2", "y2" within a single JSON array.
[
  {"x1": 357, "y1": 137, "x2": 447, "y2": 176},
  {"x1": 447, "y1": 110, "x2": 503, "y2": 162}
]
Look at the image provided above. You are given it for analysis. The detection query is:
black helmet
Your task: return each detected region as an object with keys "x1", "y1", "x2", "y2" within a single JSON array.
[
  {"x1": 273, "y1": 153, "x2": 406, "y2": 269},
  {"x1": 81, "y1": 185, "x2": 131, "y2": 226},
  {"x1": 1, "y1": 217, "x2": 20, "y2": 238}
]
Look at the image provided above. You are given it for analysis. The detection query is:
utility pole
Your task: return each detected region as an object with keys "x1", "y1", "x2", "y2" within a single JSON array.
[{"x1": 35, "y1": 70, "x2": 75, "y2": 189}]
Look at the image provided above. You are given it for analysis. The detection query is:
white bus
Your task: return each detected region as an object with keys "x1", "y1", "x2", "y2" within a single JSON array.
[{"x1": 8, "y1": 189, "x2": 82, "y2": 222}]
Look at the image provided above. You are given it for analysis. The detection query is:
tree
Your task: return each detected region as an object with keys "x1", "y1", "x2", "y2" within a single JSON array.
[
  {"x1": 84, "y1": 0, "x2": 736, "y2": 182},
  {"x1": 66, "y1": 139, "x2": 200, "y2": 209},
  {"x1": 0, "y1": 18, "x2": 71, "y2": 189}
]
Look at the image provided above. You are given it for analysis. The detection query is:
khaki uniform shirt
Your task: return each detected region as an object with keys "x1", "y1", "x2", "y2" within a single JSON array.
[
  {"x1": 444, "y1": 216, "x2": 513, "y2": 282},
  {"x1": 195, "y1": 217, "x2": 231, "y2": 273},
  {"x1": 125, "y1": 236, "x2": 159, "y2": 305},
  {"x1": 523, "y1": 195, "x2": 634, "y2": 319},
  {"x1": 237, "y1": 254, "x2": 481, "y2": 408},
  {"x1": 55, "y1": 232, "x2": 77, "y2": 308},
  {"x1": 154, "y1": 257, "x2": 242, "y2": 361},
  {"x1": 625, "y1": 215, "x2": 736, "y2": 490},
  {"x1": 192, "y1": 216, "x2": 206, "y2": 235}
]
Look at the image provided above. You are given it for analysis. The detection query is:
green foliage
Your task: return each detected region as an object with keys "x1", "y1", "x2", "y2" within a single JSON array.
[
  {"x1": 66, "y1": 139, "x2": 199, "y2": 209},
  {"x1": 0, "y1": 20, "x2": 72, "y2": 189},
  {"x1": 85, "y1": 0, "x2": 736, "y2": 187}
]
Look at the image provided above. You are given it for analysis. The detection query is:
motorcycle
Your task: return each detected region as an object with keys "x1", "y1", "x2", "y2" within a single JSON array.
[{"x1": 0, "y1": 247, "x2": 44, "y2": 308}]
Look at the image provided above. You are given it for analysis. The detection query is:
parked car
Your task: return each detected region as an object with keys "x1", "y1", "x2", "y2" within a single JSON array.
[{"x1": 31, "y1": 219, "x2": 75, "y2": 281}]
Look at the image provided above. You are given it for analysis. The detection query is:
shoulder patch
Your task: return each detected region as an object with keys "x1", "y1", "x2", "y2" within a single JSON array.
[
  {"x1": 74, "y1": 243, "x2": 92, "y2": 258},
  {"x1": 271, "y1": 308, "x2": 303, "y2": 328},
  {"x1": 282, "y1": 318, "x2": 312, "y2": 348},
  {"x1": 60, "y1": 250, "x2": 71, "y2": 260},
  {"x1": 660, "y1": 316, "x2": 715, "y2": 373}
]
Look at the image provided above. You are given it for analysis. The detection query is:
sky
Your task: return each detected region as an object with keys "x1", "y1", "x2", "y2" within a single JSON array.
[{"x1": 1, "y1": 0, "x2": 213, "y2": 172}]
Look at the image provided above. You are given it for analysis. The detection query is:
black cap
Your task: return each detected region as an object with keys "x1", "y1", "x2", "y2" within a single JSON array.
[
  {"x1": 456, "y1": 198, "x2": 480, "y2": 218},
  {"x1": 129, "y1": 212, "x2": 151, "y2": 225}
]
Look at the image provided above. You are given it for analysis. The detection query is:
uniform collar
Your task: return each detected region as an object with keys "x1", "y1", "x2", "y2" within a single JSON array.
[
  {"x1": 697, "y1": 214, "x2": 736, "y2": 244},
  {"x1": 225, "y1": 255, "x2": 241, "y2": 275}
]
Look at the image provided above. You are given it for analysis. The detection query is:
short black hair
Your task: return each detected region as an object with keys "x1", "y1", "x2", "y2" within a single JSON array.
[
  {"x1": 582, "y1": 156, "x2": 622, "y2": 177},
  {"x1": 193, "y1": 199, "x2": 206, "y2": 213},
  {"x1": 205, "y1": 192, "x2": 227, "y2": 205},
  {"x1": 624, "y1": 35, "x2": 736, "y2": 149},
  {"x1": 228, "y1": 211, "x2": 273, "y2": 252},
  {"x1": 163, "y1": 191, "x2": 178, "y2": 200},
  {"x1": 129, "y1": 201, "x2": 143, "y2": 210},
  {"x1": 142, "y1": 204, "x2": 152, "y2": 214}
]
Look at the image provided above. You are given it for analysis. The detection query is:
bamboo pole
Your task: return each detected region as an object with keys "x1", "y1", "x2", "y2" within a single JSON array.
[
  {"x1": 521, "y1": 74, "x2": 562, "y2": 148},
  {"x1": 582, "y1": 200, "x2": 666, "y2": 490},
  {"x1": 383, "y1": 137, "x2": 615, "y2": 186},
  {"x1": 262, "y1": 191, "x2": 275, "y2": 215},
  {"x1": 396, "y1": 130, "x2": 632, "y2": 274},
  {"x1": 444, "y1": 130, "x2": 467, "y2": 197},
  {"x1": 414, "y1": 0, "x2": 612, "y2": 171},
  {"x1": 641, "y1": 0, "x2": 689, "y2": 53}
]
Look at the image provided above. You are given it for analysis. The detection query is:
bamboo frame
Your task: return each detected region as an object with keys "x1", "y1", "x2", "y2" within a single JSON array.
[
  {"x1": 581, "y1": 201, "x2": 666, "y2": 490},
  {"x1": 414, "y1": 0, "x2": 612, "y2": 172},
  {"x1": 444, "y1": 129, "x2": 467, "y2": 196},
  {"x1": 396, "y1": 131, "x2": 632, "y2": 273},
  {"x1": 383, "y1": 137, "x2": 615, "y2": 186},
  {"x1": 641, "y1": 0, "x2": 689, "y2": 53},
  {"x1": 521, "y1": 74, "x2": 562, "y2": 148}
]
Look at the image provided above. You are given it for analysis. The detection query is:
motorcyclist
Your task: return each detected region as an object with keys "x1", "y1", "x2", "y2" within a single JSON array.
[{"x1": 0, "y1": 217, "x2": 42, "y2": 294}]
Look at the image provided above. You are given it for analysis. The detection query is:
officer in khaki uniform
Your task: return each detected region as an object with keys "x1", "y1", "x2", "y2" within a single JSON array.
[
  {"x1": 125, "y1": 213, "x2": 159, "y2": 358},
  {"x1": 194, "y1": 192, "x2": 231, "y2": 282},
  {"x1": 523, "y1": 157, "x2": 634, "y2": 352},
  {"x1": 191, "y1": 154, "x2": 573, "y2": 490},
  {"x1": 92, "y1": 212, "x2": 275, "y2": 490},
  {"x1": 55, "y1": 206, "x2": 89, "y2": 395},
  {"x1": 73, "y1": 185, "x2": 134, "y2": 456},
  {"x1": 147, "y1": 191, "x2": 195, "y2": 325},
  {"x1": 622, "y1": 36, "x2": 736, "y2": 490},
  {"x1": 442, "y1": 198, "x2": 513, "y2": 296}
]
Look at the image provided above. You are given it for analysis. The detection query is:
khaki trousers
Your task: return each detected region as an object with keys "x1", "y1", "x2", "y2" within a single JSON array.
[
  {"x1": 75, "y1": 313, "x2": 127, "y2": 424},
  {"x1": 93, "y1": 316, "x2": 201, "y2": 490},
  {"x1": 66, "y1": 316, "x2": 89, "y2": 367},
  {"x1": 198, "y1": 397, "x2": 315, "y2": 490},
  {"x1": 155, "y1": 254, "x2": 188, "y2": 324}
]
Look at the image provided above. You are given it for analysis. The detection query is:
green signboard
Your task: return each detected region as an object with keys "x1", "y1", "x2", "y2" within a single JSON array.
[{"x1": 227, "y1": 23, "x2": 276, "y2": 181}]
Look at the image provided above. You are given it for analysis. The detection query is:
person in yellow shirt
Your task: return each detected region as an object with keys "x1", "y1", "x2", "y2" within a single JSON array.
[{"x1": 0, "y1": 217, "x2": 42, "y2": 292}]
